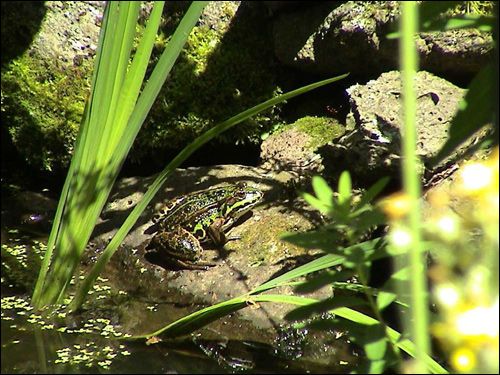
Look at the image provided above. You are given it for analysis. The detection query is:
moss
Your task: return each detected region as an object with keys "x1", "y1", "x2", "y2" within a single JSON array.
[
  {"x1": 1, "y1": 51, "x2": 90, "y2": 172},
  {"x1": 131, "y1": 4, "x2": 281, "y2": 164},
  {"x1": 2, "y1": 4, "x2": 280, "y2": 172},
  {"x1": 276, "y1": 116, "x2": 345, "y2": 151}
]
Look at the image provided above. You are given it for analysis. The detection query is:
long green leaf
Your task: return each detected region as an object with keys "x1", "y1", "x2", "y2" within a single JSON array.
[
  {"x1": 33, "y1": 2, "x2": 167, "y2": 308},
  {"x1": 66, "y1": 1, "x2": 208, "y2": 311},
  {"x1": 127, "y1": 293, "x2": 447, "y2": 374}
]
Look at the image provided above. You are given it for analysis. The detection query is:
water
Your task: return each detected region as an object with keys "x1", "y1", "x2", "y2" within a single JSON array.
[
  {"x1": 2, "y1": 288, "x2": 353, "y2": 373},
  {"x1": 1, "y1": 190, "x2": 359, "y2": 374}
]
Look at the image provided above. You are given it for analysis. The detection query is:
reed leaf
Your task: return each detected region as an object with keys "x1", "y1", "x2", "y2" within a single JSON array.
[{"x1": 33, "y1": 1, "x2": 170, "y2": 308}]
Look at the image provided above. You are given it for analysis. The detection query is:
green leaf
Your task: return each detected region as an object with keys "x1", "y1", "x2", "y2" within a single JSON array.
[
  {"x1": 441, "y1": 15, "x2": 495, "y2": 32},
  {"x1": 337, "y1": 170, "x2": 352, "y2": 208},
  {"x1": 343, "y1": 243, "x2": 372, "y2": 268},
  {"x1": 311, "y1": 175, "x2": 334, "y2": 208},
  {"x1": 350, "y1": 209, "x2": 387, "y2": 233},
  {"x1": 301, "y1": 192, "x2": 330, "y2": 214},
  {"x1": 431, "y1": 64, "x2": 494, "y2": 166},
  {"x1": 285, "y1": 296, "x2": 368, "y2": 321},
  {"x1": 294, "y1": 269, "x2": 355, "y2": 293},
  {"x1": 364, "y1": 332, "x2": 388, "y2": 362},
  {"x1": 376, "y1": 291, "x2": 397, "y2": 311}
]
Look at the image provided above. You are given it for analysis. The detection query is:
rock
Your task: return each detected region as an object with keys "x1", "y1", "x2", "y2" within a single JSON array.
[
  {"x1": 85, "y1": 164, "x2": 358, "y2": 368},
  {"x1": 2, "y1": 1, "x2": 281, "y2": 173},
  {"x1": 272, "y1": 1, "x2": 493, "y2": 80},
  {"x1": 260, "y1": 116, "x2": 346, "y2": 175},
  {"x1": 93, "y1": 165, "x2": 329, "y2": 320},
  {"x1": 321, "y1": 70, "x2": 468, "y2": 185}
]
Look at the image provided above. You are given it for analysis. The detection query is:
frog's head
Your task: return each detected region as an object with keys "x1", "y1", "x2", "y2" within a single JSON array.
[{"x1": 222, "y1": 182, "x2": 263, "y2": 220}]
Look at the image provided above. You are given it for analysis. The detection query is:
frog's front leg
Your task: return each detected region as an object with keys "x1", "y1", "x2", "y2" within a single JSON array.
[
  {"x1": 206, "y1": 217, "x2": 244, "y2": 247},
  {"x1": 206, "y1": 217, "x2": 229, "y2": 247},
  {"x1": 149, "y1": 227, "x2": 215, "y2": 270}
]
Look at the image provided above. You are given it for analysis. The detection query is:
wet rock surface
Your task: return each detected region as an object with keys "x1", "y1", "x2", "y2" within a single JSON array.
[{"x1": 94, "y1": 165, "x2": 325, "y2": 320}]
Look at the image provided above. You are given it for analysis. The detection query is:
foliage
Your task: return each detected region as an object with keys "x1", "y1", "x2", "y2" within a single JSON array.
[
  {"x1": 282, "y1": 173, "x2": 409, "y2": 373},
  {"x1": 130, "y1": 3, "x2": 282, "y2": 164}
]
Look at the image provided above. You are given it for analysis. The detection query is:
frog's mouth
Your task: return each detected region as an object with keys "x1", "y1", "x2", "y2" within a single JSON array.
[{"x1": 223, "y1": 210, "x2": 254, "y2": 231}]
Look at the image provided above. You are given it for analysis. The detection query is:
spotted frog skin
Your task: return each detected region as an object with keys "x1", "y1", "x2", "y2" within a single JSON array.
[{"x1": 147, "y1": 182, "x2": 263, "y2": 269}]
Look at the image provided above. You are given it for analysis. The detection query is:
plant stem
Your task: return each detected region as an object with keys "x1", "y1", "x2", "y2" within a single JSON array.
[{"x1": 400, "y1": 1, "x2": 430, "y2": 373}]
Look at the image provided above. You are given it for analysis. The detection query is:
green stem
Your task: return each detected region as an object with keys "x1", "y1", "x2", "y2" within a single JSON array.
[
  {"x1": 400, "y1": 2, "x2": 430, "y2": 372},
  {"x1": 357, "y1": 264, "x2": 402, "y2": 362}
]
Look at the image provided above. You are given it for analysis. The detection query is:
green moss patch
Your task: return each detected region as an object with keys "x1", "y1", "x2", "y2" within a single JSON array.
[{"x1": 1, "y1": 52, "x2": 90, "y2": 172}]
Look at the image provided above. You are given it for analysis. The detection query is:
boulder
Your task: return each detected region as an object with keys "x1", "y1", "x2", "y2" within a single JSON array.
[
  {"x1": 271, "y1": 1, "x2": 493, "y2": 80},
  {"x1": 321, "y1": 70, "x2": 469, "y2": 185}
]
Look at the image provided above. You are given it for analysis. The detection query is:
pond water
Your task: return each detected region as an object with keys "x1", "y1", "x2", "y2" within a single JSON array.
[
  {"x1": 1, "y1": 200, "x2": 359, "y2": 374},
  {"x1": 2, "y1": 281, "x2": 355, "y2": 374}
]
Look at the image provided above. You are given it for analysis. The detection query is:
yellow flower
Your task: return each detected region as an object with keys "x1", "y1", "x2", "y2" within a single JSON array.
[
  {"x1": 432, "y1": 213, "x2": 460, "y2": 241},
  {"x1": 389, "y1": 226, "x2": 412, "y2": 248},
  {"x1": 454, "y1": 299, "x2": 499, "y2": 338},
  {"x1": 380, "y1": 192, "x2": 412, "y2": 219},
  {"x1": 451, "y1": 347, "x2": 476, "y2": 372},
  {"x1": 458, "y1": 161, "x2": 494, "y2": 195},
  {"x1": 434, "y1": 283, "x2": 460, "y2": 308}
]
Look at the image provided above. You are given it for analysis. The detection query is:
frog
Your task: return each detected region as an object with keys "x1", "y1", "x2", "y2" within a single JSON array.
[{"x1": 146, "y1": 182, "x2": 263, "y2": 270}]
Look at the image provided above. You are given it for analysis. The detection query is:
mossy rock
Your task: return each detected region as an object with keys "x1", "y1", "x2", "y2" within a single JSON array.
[
  {"x1": 260, "y1": 116, "x2": 346, "y2": 173},
  {"x1": 1, "y1": 1, "x2": 100, "y2": 173},
  {"x1": 130, "y1": 2, "x2": 281, "y2": 165},
  {"x1": 1, "y1": 52, "x2": 92, "y2": 172},
  {"x1": 2, "y1": 2, "x2": 281, "y2": 173}
]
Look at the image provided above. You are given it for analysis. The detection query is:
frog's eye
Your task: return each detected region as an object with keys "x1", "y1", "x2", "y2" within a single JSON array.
[
  {"x1": 235, "y1": 191, "x2": 247, "y2": 200},
  {"x1": 235, "y1": 182, "x2": 247, "y2": 189}
]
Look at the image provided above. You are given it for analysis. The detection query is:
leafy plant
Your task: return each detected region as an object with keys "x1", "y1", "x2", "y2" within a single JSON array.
[
  {"x1": 283, "y1": 173, "x2": 406, "y2": 373},
  {"x1": 32, "y1": 1, "x2": 208, "y2": 308}
]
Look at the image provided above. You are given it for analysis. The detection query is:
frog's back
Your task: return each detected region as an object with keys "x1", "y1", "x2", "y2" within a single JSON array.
[{"x1": 152, "y1": 185, "x2": 238, "y2": 229}]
